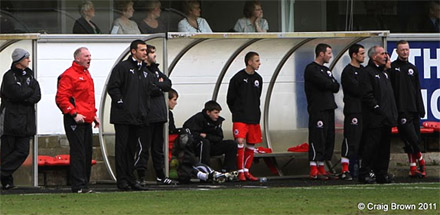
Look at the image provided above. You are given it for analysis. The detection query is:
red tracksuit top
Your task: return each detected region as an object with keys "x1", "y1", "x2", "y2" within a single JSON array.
[{"x1": 56, "y1": 61, "x2": 97, "y2": 124}]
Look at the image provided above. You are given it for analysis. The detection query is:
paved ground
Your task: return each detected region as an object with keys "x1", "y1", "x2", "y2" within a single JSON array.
[{"x1": 2, "y1": 176, "x2": 439, "y2": 195}]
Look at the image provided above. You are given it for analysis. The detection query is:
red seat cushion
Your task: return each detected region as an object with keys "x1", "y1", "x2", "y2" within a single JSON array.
[
  {"x1": 288, "y1": 143, "x2": 309, "y2": 152},
  {"x1": 420, "y1": 128, "x2": 435, "y2": 133},
  {"x1": 38, "y1": 155, "x2": 54, "y2": 166},
  {"x1": 423, "y1": 121, "x2": 440, "y2": 132}
]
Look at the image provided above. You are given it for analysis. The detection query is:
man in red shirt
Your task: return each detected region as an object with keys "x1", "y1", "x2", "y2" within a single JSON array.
[{"x1": 56, "y1": 47, "x2": 100, "y2": 193}]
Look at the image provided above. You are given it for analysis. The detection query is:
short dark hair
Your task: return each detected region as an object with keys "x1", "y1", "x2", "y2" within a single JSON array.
[
  {"x1": 396, "y1": 40, "x2": 408, "y2": 47},
  {"x1": 245, "y1": 51, "x2": 259, "y2": 66},
  {"x1": 243, "y1": 0, "x2": 261, "y2": 18},
  {"x1": 204, "y1": 100, "x2": 222, "y2": 112},
  {"x1": 348, "y1": 44, "x2": 364, "y2": 59},
  {"x1": 130, "y1": 39, "x2": 145, "y2": 52},
  {"x1": 315, "y1": 43, "x2": 331, "y2": 58},
  {"x1": 168, "y1": 88, "x2": 178, "y2": 100},
  {"x1": 182, "y1": 0, "x2": 200, "y2": 15},
  {"x1": 147, "y1": 44, "x2": 156, "y2": 54}
]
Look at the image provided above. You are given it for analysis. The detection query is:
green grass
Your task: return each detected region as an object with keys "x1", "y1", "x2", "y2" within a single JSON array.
[{"x1": 1, "y1": 183, "x2": 439, "y2": 215}]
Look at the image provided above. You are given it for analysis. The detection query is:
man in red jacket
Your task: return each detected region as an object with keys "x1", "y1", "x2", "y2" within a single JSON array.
[{"x1": 56, "y1": 47, "x2": 100, "y2": 193}]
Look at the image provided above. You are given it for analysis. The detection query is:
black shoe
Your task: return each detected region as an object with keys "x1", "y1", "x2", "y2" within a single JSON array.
[
  {"x1": 117, "y1": 181, "x2": 131, "y2": 191},
  {"x1": 2, "y1": 184, "x2": 16, "y2": 190},
  {"x1": 358, "y1": 176, "x2": 376, "y2": 184},
  {"x1": 340, "y1": 171, "x2": 353, "y2": 181},
  {"x1": 376, "y1": 174, "x2": 394, "y2": 184},
  {"x1": 156, "y1": 177, "x2": 178, "y2": 185},
  {"x1": 74, "y1": 188, "x2": 94, "y2": 193},
  {"x1": 130, "y1": 182, "x2": 149, "y2": 191}
]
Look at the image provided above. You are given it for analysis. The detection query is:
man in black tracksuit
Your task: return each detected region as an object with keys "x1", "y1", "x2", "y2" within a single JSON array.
[
  {"x1": 0, "y1": 48, "x2": 41, "y2": 190},
  {"x1": 227, "y1": 51, "x2": 263, "y2": 181},
  {"x1": 339, "y1": 44, "x2": 365, "y2": 180},
  {"x1": 304, "y1": 43, "x2": 340, "y2": 180},
  {"x1": 107, "y1": 40, "x2": 153, "y2": 191},
  {"x1": 390, "y1": 40, "x2": 426, "y2": 177},
  {"x1": 183, "y1": 100, "x2": 237, "y2": 172},
  {"x1": 359, "y1": 45, "x2": 397, "y2": 184},
  {"x1": 135, "y1": 44, "x2": 174, "y2": 185}
]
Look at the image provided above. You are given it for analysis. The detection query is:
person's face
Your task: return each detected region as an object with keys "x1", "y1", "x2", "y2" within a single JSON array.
[
  {"x1": 17, "y1": 57, "x2": 31, "y2": 69},
  {"x1": 206, "y1": 110, "x2": 220, "y2": 121},
  {"x1": 132, "y1": 44, "x2": 147, "y2": 62},
  {"x1": 373, "y1": 46, "x2": 387, "y2": 66},
  {"x1": 252, "y1": 4, "x2": 263, "y2": 18},
  {"x1": 353, "y1": 48, "x2": 365, "y2": 64},
  {"x1": 322, "y1": 47, "x2": 333, "y2": 64},
  {"x1": 430, "y1": 3, "x2": 440, "y2": 19},
  {"x1": 396, "y1": 43, "x2": 410, "y2": 61},
  {"x1": 146, "y1": 48, "x2": 157, "y2": 64},
  {"x1": 153, "y1": 3, "x2": 161, "y2": 18},
  {"x1": 248, "y1": 55, "x2": 261, "y2": 71},
  {"x1": 169, "y1": 96, "x2": 178, "y2": 110},
  {"x1": 189, "y1": 3, "x2": 201, "y2": 17},
  {"x1": 76, "y1": 49, "x2": 91, "y2": 69},
  {"x1": 85, "y1": 6, "x2": 95, "y2": 18},
  {"x1": 124, "y1": 4, "x2": 135, "y2": 18}
]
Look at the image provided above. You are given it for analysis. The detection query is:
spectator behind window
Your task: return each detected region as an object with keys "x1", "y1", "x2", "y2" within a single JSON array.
[
  {"x1": 111, "y1": 1, "x2": 141, "y2": 34},
  {"x1": 178, "y1": 0, "x2": 212, "y2": 33},
  {"x1": 138, "y1": 0, "x2": 166, "y2": 34},
  {"x1": 233, "y1": 0, "x2": 268, "y2": 32},
  {"x1": 73, "y1": 1, "x2": 102, "y2": 34}
]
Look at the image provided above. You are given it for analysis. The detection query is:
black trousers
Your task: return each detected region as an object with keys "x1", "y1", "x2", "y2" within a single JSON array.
[
  {"x1": 196, "y1": 138, "x2": 237, "y2": 172},
  {"x1": 114, "y1": 124, "x2": 145, "y2": 186},
  {"x1": 135, "y1": 122, "x2": 165, "y2": 179},
  {"x1": 308, "y1": 110, "x2": 335, "y2": 161},
  {"x1": 359, "y1": 126, "x2": 391, "y2": 180},
  {"x1": 341, "y1": 113, "x2": 363, "y2": 160},
  {"x1": 0, "y1": 135, "x2": 30, "y2": 186},
  {"x1": 63, "y1": 115, "x2": 93, "y2": 191},
  {"x1": 398, "y1": 113, "x2": 422, "y2": 154}
]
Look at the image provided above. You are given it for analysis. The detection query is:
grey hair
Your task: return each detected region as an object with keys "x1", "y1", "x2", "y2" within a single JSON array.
[
  {"x1": 368, "y1": 45, "x2": 380, "y2": 58},
  {"x1": 74, "y1": 47, "x2": 88, "y2": 59},
  {"x1": 79, "y1": 1, "x2": 94, "y2": 17}
]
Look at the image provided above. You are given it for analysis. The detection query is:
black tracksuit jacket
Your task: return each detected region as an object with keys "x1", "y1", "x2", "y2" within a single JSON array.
[
  {"x1": 341, "y1": 64, "x2": 363, "y2": 114},
  {"x1": 183, "y1": 111, "x2": 225, "y2": 144},
  {"x1": 107, "y1": 57, "x2": 154, "y2": 125},
  {"x1": 227, "y1": 69, "x2": 263, "y2": 124},
  {"x1": 390, "y1": 58, "x2": 425, "y2": 117},
  {"x1": 304, "y1": 62, "x2": 340, "y2": 113},
  {"x1": 360, "y1": 61, "x2": 398, "y2": 128},
  {"x1": 146, "y1": 63, "x2": 172, "y2": 124},
  {"x1": 0, "y1": 65, "x2": 41, "y2": 137}
]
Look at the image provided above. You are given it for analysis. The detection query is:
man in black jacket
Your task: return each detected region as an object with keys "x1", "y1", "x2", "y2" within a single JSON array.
[
  {"x1": 359, "y1": 45, "x2": 397, "y2": 184},
  {"x1": 304, "y1": 43, "x2": 340, "y2": 180},
  {"x1": 183, "y1": 100, "x2": 237, "y2": 173},
  {"x1": 390, "y1": 40, "x2": 426, "y2": 178},
  {"x1": 135, "y1": 44, "x2": 175, "y2": 185},
  {"x1": 227, "y1": 51, "x2": 263, "y2": 181},
  {"x1": 0, "y1": 48, "x2": 41, "y2": 190},
  {"x1": 339, "y1": 44, "x2": 365, "y2": 180},
  {"x1": 107, "y1": 40, "x2": 153, "y2": 191}
]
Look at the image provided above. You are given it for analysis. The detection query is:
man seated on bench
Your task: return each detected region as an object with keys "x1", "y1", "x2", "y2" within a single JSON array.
[{"x1": 183, "y1": 100, "x2": 237, "y2": 173}]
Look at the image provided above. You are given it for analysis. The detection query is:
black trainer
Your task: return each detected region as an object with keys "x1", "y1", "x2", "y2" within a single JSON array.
[
  {"x1": 2, "y1": 184, "x2": 16, "y2": 190},
  {"x1": 340, "y1": 171, "x2": 353, "y2": 181},
  {"x1": 156, "y1": 177, "x2": 178, "y2": 185}
]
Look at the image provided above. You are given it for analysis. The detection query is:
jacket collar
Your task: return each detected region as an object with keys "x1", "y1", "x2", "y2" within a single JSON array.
[
  {"x1": 202, "y1": 109, "x2": 225, "y2": 125},
  {"x1": 129, "y1": 55, "x2": 145, "y2": 67},
  {"x1": 72, "y1": 61, "x2": 88, "y2": 72}
]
